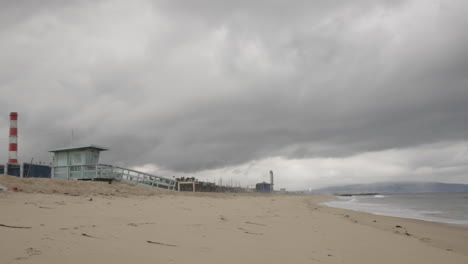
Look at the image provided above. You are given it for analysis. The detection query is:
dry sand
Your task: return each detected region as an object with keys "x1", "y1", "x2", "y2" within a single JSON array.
[{"x1": 1, "y1": 175, "x2": 468, "y2": 264}]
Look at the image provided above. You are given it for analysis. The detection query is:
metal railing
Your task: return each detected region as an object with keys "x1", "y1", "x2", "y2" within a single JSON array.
[{"x1": 52, "y1": 164, "x2": 176, "y2": 190}]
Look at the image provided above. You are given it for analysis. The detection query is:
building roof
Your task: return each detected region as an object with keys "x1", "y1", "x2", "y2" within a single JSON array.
[{"x1": 49, "y1": 144, "x2": 109, "y2": 152}]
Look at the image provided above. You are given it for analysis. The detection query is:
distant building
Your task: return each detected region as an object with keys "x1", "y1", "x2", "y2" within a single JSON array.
[{"x1": 255, "y1": 182, "x2": 272, "y2": 193}]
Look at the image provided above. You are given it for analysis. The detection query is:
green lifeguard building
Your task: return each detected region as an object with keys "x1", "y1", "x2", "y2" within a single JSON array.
[
  {"x1": 48, "y1": 144, "x2": 177, "y2": 189},
  {"x1": 49, "y1": 145, "x2": 109, "y2": 179}
]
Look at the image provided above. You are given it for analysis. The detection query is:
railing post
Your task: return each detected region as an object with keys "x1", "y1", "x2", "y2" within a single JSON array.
[
  {"x1": 110, "y1": 166, "x2": 115, "y2": 180},
  {"x1": 118, "y1": 168, "x2": 122, "y2": 180}
]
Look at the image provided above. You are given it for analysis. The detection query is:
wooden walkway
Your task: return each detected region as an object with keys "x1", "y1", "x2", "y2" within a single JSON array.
[{"x1": 52, "y1": 164, "x2": 177, "y2": 190}]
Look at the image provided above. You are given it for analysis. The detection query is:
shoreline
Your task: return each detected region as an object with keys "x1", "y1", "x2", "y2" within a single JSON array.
[
  {"x1": 317, "y1": 196, "x2": 468, "y2": 256},
  {"x1": 325, "y1": 202, "x2": 468, "y2": 228},
  {"x1": 322, "y1": 193, "x2": 468, "y2": 228}
]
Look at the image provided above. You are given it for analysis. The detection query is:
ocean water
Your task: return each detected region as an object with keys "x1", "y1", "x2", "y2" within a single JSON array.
[{"x1": 324, "y1": 192, "x2": 468, "y2": 226}]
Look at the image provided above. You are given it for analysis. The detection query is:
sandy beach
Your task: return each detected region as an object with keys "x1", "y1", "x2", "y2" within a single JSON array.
[{"x1": 1, "y1": 175, "x2": 468, "y2": 264}]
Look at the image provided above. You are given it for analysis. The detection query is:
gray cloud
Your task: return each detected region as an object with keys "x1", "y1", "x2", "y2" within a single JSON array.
[{"x1": 1, "y1": 0, "x2": 468, "y2": 187}]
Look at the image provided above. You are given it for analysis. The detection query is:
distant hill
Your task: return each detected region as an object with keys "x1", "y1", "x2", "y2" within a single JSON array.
[{"x1": 311, "y1": 182, "x2": 468, "y2": 194}]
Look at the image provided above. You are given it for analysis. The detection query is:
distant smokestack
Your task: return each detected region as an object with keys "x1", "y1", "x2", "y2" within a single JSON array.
[
  {"x1": 8, "y1": 112, "x2": 18, "y2": 164},
  {"x1": 270, "y1": 170, "x2": 274, "y2": 192}
]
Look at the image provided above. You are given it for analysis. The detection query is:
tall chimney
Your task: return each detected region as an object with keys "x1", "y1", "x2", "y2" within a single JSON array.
[
  {"x1": 8, "y1": 112, "x2": 18, "y2": 164},
  {"x1": 270, "y1": 170, "x2": 274, "y2": 193}
]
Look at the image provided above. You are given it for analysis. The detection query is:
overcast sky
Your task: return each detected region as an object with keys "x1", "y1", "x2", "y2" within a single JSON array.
[{"x1": 1, "y1": 0, "x2": 468, "y2": 190}]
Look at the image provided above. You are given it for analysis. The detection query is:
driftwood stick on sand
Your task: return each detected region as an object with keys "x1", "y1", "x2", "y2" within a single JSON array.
[
  {"x1": 238, "y1": 227, "x2": 263, "y2": 235},
  {"x1": 0, "y1": 224, "x2": 32, "y2": 229},
  {"x1": 146, "y1": 240, "x2": 177, "y2": 247},
  {"x1": 245, "y1": 221, "x2": 267, "y2": 226},
  {"x1": 81, "y1": 233, "x2": 96, "y2": 238}
]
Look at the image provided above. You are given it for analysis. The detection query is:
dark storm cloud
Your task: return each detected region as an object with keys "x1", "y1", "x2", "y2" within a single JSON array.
[{"x1": 1, "y1": 0, "x2": 468, "y2": 176}]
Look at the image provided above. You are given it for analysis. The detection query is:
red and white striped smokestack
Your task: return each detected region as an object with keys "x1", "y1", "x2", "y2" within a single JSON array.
[{"x1": 8, "y1": 112, "x2": 18, "y2": 164}]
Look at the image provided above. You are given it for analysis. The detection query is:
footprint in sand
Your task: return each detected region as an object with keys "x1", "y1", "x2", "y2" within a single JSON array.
[
  {"x1": 26, "y1": 247, "x2": 41, "y2": 256},
  {"x1": 16, "y1": 247, "x2": 42, "y2": 260}
]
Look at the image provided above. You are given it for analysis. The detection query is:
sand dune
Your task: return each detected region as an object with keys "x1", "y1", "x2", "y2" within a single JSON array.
[{"x1": 1, "y1": 175, "x2": 467, "y2": 263}]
